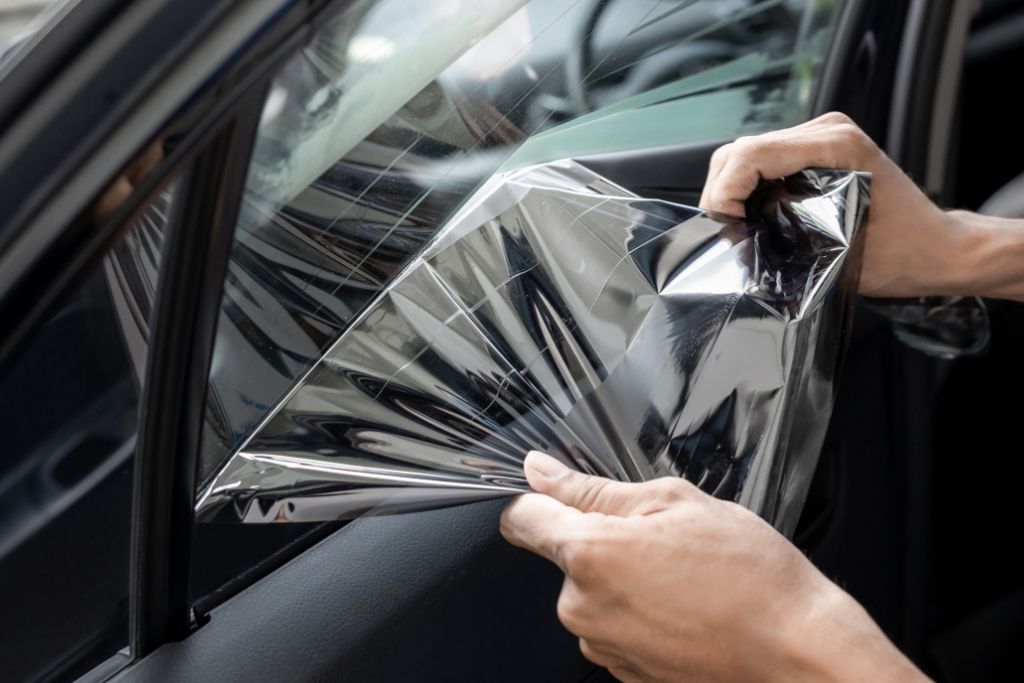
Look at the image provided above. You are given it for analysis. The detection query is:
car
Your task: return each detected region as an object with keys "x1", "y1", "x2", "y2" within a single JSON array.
[{"x1": 0, "y1": 0, "x2": 1022, "y2": 681}]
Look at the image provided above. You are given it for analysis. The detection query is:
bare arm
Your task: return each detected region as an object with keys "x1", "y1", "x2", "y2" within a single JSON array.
[
  {"x1": 700, "y1": 111, "x2": 1024, "y2": 301},
  {"x1": 943, "y1": 210, "x2": 1024, "y2": 301}
]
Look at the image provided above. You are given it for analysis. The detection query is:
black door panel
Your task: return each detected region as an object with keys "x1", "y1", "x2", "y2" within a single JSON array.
[
  {"x1": 577, "y1": 139, "x2": 725, "y2": 207},
  {"x1": 114, "y1": 500, "x2": 578, "y2": 682}
]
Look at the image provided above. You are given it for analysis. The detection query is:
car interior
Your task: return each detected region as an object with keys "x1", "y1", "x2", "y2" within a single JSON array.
[
  {"x1": 922, "y1": 0, "x2": 1024, "y2": 679},
  {"x1": 0, "y1": 1, "x2": 1022, "y2": 682}
]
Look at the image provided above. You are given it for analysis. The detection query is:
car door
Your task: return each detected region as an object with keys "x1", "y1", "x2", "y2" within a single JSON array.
[{"x1": 0, "y1": 0, "x2": 967, "y2": 681}]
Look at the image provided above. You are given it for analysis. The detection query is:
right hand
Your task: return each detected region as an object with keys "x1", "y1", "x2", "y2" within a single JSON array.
[
  {"x1": 501, "y1": 452, "x2": 930, "y2": 683},
  {"x1": 699, "y1": 112, "x2": 970, "y2": 298}
]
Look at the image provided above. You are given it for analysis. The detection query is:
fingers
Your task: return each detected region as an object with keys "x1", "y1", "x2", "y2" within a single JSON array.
[
  {"x1": 503, "y1": 453, "x2": 702, "y2": 577},
  {"x1": 500, "y1": 492, "x2": 585, "y2": 571},
  {"x1": 524, "y1": 451, "x2": 702, "y2": 517},
  {"x1": 702, "y1": 130, "x2": 822, "y2": 216},
  {"x1": 699, "y1": 115, "x2": 831, "y2": 209},
  {"x1": 699, "y1": 143, "x2": 730, "y2": 209},
  {"x1": 562, "y1": 583, "x2": 639, "y2": 675},
  {"x1": 523, "y1": 451, "x2": 653, "y2": 516},
  {"x1": 699, "y1": 111, "x2": 873, "y2": 217}
]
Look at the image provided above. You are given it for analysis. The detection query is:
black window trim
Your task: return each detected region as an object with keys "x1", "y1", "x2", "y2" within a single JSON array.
[
  {"x1": 0, "y1": 0, "x2": 351, "y2": 674},
  {"x1": 0, "y1": 0, "x2": 299, "y2": 377},
  {"x1": 129, "y1": 94, "x2": 266, "y2": 655},
  {"x1": 126, "y1": 0, "x2": 362, "y2": 660}
]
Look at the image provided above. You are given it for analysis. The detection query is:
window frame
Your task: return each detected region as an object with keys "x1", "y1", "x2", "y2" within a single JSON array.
[
  {"x1": 129, "y1": 96, "x2": 265, "y2": 653},
  {"x1": 0, "y1": 0, "x2": 306, "y2": 376},
  {"x1": 0, "y1": 0, "x2": 354, "y2": 674},
  {"x1": 126, "y1": 1, "x2": 363, "y2": 656}
]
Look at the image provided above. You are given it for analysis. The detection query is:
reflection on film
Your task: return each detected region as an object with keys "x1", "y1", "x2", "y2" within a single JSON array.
[{"x1": 196, "y1": 160, "x2": 869, "y2": 536}]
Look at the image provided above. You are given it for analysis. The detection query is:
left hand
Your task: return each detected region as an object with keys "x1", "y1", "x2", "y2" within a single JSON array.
[
  {"x1": 698, "y1": 112, "x2": 966, "y2": 299},
  {"x1": 500, "y1": 451, "x2": 929, "y2": 683}
]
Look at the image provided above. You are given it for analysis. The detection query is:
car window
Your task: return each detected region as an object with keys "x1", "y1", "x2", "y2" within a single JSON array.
[
  {"x1": 0, "y1": 184, "x2": 173, "y2": 682},
  {"x1": 191, "y1": 0, "x2": 845, "y2": 597}
]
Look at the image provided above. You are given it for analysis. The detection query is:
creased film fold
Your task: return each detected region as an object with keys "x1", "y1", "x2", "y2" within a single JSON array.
[{"x1": 196, "y1": 160, "x2": 869, "y2": 536}]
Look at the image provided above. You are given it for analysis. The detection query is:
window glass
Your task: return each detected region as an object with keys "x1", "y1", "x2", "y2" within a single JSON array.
[
  {"x1": 0, "y1": 185, "x2": 172, "y2": 682},
  {"x1": 192, "y1": 0, "x2": 844, "y2": 593},
  {"x1": 199, "y1": 0, "x2": 845, "y2": 483}
]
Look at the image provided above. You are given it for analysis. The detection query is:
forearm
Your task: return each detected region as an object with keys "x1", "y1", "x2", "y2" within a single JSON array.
[
  {"x1": 940, "y1": 210, "x2": 1024, "y2": 301},
  {"x1": 779, "y1": 582, "x2": 932, "y2": 683}
]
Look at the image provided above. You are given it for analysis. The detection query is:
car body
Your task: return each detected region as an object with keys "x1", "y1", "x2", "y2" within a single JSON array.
[{"x1": 0, "y1": 1, "x2": 1022, "y2": 681}]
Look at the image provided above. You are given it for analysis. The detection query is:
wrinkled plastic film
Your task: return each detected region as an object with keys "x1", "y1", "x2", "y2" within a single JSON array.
[
  {"x1": 196, "y1": 160, "x2": 869, "y2": 536},
  {"x1": 867, "y1": 296, "x2": 990, "y2": 359}
]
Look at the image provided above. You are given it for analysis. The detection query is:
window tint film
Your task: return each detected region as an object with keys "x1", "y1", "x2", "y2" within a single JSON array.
[
  {"x1": 192, "y1": 0, "x2": 844, "y2": 596},
  {"x1": 0, "y1": 185, "x2": 172, "y2": 682}
]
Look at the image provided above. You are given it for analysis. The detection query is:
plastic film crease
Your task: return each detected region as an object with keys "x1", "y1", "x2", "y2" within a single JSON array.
[{"x1": 196, "y1": 160, "x2": 870, "y2": 536}]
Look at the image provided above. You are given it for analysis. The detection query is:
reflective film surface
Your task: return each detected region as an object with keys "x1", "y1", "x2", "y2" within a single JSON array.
[{"x1": 197, "y1": 162, "x2": 868, "y2": 536}]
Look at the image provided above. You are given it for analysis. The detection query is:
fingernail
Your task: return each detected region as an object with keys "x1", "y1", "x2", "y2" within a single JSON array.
[{"x1": 524, "y1": 450, "x2": 567, "y2": 479}]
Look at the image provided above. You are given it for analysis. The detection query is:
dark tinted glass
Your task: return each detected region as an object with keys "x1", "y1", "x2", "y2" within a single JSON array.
[
  {"x1": 197, "y1": 0, "x2": 845, "y2": 484},
  {"x1": 0, "y1": 187, "x2": 171, "y2": 682}
]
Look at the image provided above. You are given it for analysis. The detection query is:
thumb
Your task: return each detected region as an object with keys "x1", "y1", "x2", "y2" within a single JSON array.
[{"x1": 523, "y1": 451, "x2": 650, "y2": 516}]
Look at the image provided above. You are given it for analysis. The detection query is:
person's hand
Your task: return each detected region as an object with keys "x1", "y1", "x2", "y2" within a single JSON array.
[
  {"x1": 700, "y1": 111, "x2": 973, "y2": 299},
  {"x1": 501, "y1": 451, "x2": 930, "y2": 683}
]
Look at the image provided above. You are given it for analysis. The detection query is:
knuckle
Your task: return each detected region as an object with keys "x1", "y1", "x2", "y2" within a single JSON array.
[
  {"x1": 819, "y1": 110, "x2": 853, "y2": 125},
  {"x1": 728, "y1": 134, "x2": 770, "y2": 165},
  {"x1": 561, "y1": 533, "x2": 603, "y2": 582},
  {"x1": 561, "y1": 538, "x2": 593, "y2": 577},
  {"x1": 556, "y1": 592, "x2": 586, "y2": 633},
  {"x1": 579, "y1": 639, "x2": 611, "y2": 666},
  {"x1": 829, "y1": 122, "x2": 877, "y2": 168},
  {"x1": 649, "y1": 477, "x2": 689, "y2": 504},
  {"x1": 834, "y1": 121, "x2": 869, "y2": 147},
  {"x1": 730, "y1": 134, "x2": 758, "y2": 153}
]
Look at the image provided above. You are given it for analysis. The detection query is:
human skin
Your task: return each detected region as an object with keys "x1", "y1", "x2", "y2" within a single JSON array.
[
  {"x1": 700, "y1": 111, "x2": 1024, "y2": 301},
  {"x1": 502, "y1": 452, "x2": 931, "y2": 683},
  {"x1": 500, "y1": 111, "x2": 1024, "y2": 681}
]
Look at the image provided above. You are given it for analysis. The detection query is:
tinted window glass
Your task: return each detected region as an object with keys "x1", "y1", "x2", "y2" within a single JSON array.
[
  {"x1": 0, "y1": 186, "x2": 172, "y2": 681},
  {"x1": 199, "y1": 0, "x2": 846, "y2": 483},
  {"x1": 192, "y1": 0, "x2": 845, "y2": 596}
]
